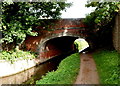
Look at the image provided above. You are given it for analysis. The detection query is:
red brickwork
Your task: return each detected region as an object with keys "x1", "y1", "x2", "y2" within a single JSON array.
[{"x1": 24, "y1": 19, "x2": 88, "y2": 60}]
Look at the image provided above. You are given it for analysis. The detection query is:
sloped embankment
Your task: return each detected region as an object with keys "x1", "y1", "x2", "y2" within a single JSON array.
[{"x1": 36, "y1": 53, "x2": 80, "y2": 84}]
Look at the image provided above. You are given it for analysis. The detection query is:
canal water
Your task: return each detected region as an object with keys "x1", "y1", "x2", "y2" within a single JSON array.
[
  {"x1": 23, "y1": 51, "x2": 75, "y2": 84},
  {"x1": 23, "y1": 56, "x2": 63, "y2": 84},
  {"x1": 0, "y1": 51, "x2": 75, "y2": 85}
]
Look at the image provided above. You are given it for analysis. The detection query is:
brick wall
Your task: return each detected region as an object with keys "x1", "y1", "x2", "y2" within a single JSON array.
[
  {"x1": 24, "y1": 19, "x2": 87, "y2": 52},
  {"x1": 24, "y1": 19, "x2": 88, "y2": 60}
]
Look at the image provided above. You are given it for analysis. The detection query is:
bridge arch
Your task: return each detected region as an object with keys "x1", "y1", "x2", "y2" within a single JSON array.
[
  {"x1": 37, "y1": 33, "x2": 86, "y2": 52},
  {"x1": 36, "y1": 34, "x2": 88, "y2": 61},
  {"x1": 23, "y1": 18, "x2": 91, "y2": 62},
  {"x1": 36, "y1": 29, "x2": 86, "y2": 53}
]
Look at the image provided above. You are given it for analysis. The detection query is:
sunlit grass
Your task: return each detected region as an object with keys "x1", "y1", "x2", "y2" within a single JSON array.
[
  {"x1": 93, "y1": 50, "x2": 119, "y2": 84},
  {"x1": 36, "y1": 53, "x2": 80, "y2": 84}
]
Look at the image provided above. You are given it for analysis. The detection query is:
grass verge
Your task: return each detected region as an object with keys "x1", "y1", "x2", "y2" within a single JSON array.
[
  {"x1": 93, "y1": 50, "x2": 119, "y2": 84},
  {"x1": 36, "y1": 53, "x2": 80, "y2": 84}
]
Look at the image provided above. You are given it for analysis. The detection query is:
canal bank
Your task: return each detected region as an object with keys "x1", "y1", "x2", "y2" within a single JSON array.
[
  {"x1": 0, "y1": 38, "x2": 89, "y2": 85},
  {"x1": 36, "y1": 53, "x2": 80, "y2": 84},
  {"x1": 0, "y1": 51, "x2": 76, "y2": 85}
]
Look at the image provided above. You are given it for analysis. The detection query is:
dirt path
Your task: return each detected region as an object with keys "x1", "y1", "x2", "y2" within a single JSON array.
[{"x1": 75, "y1": 52, "x2": 99, "y2": 84}]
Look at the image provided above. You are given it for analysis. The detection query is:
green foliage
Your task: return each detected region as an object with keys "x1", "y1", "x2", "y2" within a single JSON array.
[
  {"x1": 84, "y1": 2, "x2": 120, "y2": 28},
  {"x1": 0, "y1": 49, "x2": 37, "y2": 63},
  {"x1": 93, "y1": 50, "x2": 119, "y2": 84},
  {"x1": 1, "y1": 2, "x2": 71, "y2": 47},
  {"x1": 84, "y1": 1, "x2": 120, "y2": 48},
  {"x1": 36, "y1": 53, "x2": 80, "y2": 84}
]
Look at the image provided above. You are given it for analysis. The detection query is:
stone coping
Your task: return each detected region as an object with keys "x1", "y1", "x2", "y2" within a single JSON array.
[{"x1": 0, "y1": 58, "x2": 41, "y2": 77}]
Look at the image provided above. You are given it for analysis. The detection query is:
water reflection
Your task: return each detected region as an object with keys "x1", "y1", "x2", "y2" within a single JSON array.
[{"x1": 23, "y1": 60, "x2": 59, "y2": 84}]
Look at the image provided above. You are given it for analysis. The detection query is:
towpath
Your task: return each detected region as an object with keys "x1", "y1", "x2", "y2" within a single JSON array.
[{"x1": 75, "y1": 52, "x2": 99, "y2": 84}]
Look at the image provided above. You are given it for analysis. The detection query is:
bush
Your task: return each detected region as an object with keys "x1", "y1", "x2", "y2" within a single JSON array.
[
  {"x1": 0, "y1": 49, "x2": 36, "y2": 63},
  {"x1": 36, "y1": 53, "x2": 80, "y2": 84}
]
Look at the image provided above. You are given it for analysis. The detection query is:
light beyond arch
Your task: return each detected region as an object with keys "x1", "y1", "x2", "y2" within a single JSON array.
[{"x1": 74, "y1": 38, "x2": 89, "y2": 52}]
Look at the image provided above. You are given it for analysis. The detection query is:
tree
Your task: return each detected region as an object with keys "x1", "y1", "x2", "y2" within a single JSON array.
[
  {"x1": 0, "y1": 1, "x2": 71, "y2": 50},
  {"x1": 84, "y1": 1, "x2": 120, "y2": 48},
  {"x1": 84, "y1": 1, "x2": 120, "y2": 29}
]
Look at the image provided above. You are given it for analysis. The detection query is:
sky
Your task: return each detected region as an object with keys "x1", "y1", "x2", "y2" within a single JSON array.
[{"x1": 61, "y1": 0, "x2": 96, "y2": 18}]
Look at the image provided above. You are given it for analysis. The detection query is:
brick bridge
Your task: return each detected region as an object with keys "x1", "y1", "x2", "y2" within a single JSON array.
[{"x1": 24, "y1": 19, "x2": 90, "y2": 62}]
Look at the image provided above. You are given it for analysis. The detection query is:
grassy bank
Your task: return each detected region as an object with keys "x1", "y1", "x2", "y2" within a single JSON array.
[
  {"x1": 36, "y1": 53, "x2": 80, "y2": 84},
  {"x1": 93, "y1": 50, "x2": 119, "y2": 84}
]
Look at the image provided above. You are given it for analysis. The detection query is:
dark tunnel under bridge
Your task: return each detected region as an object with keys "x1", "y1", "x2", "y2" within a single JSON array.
[{"x1": 38, "y1": 36, "x2": 80, "y2": 59}]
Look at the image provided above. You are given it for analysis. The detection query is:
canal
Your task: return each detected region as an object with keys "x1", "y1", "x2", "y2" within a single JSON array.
[
  {"x1": 23, "y1": 51, "x2": 76, "y2": 84},
  {"x1": 1, "y1": 51, "x2": 75, "y2": 84}
]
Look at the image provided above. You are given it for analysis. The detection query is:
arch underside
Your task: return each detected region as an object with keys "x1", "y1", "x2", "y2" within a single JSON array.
[
  {"x1": 37, "y1": 33, "x2": 86, "y2": 53},
  {"x1": 37, "y1": 34, "x2": 87, "y2": 59}
]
